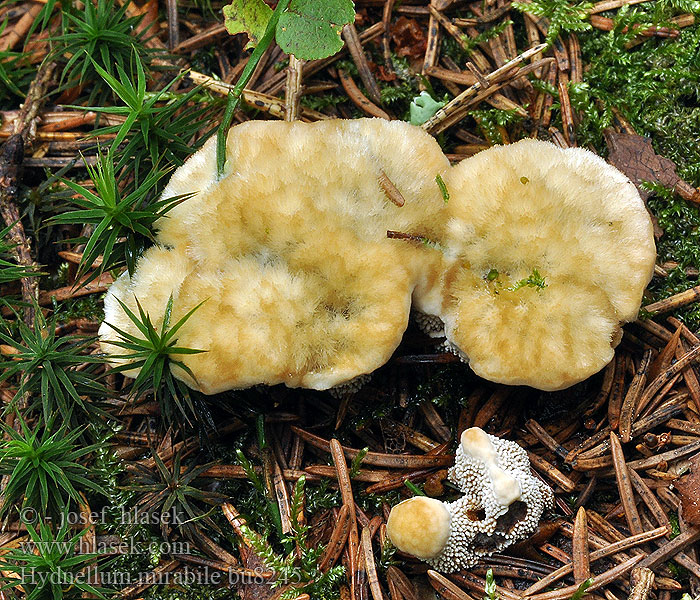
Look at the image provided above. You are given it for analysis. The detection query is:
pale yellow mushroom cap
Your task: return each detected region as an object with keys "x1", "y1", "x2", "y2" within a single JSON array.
[
  {"x1": 438, "y1": 139, "x2": 656, "y2": 391},
  {"x1": 99, "y1": 119, "x2": 449, "y2": 394},
  {"x1": 386, "y1": 497, "x2": 451, "y2": 559}
]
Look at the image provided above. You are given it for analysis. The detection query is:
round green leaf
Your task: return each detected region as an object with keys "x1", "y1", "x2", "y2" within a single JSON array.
[
  {"x1": 223, "y1": 0, "x2": 273, "y2": 49},
  {"x1": 276, "y1": 0, "x2": 355, "y2": 61}
]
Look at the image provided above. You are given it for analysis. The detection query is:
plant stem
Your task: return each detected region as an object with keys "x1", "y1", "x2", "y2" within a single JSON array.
[{"x1": 215, "y1": 0, "x2": 291, "y2": 177}]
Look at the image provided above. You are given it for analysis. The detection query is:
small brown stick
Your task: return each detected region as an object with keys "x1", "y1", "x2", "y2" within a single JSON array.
[
  {"x1": 466, "y1": 62, "x2": 490, "y2": 88},
  {"x1": 627, "y1": 468, "x2": 670, "y2": 530},
  {"x1": 419, "y1": 402, "x2": 451, "y2": 442},
  {"x1": 644, "y1": 284, "x2": 700, "y2": 314},
  {"x1": 568, "y1": 35, "x2": 583, "y2": 83},
  {"x1": 272, "y1": 456, "x2": 293, "y2": 535},
  {"x1": 627, "y1": 568, "x2": 655, "y2": 600},
  {"x1": 362, "y1": 528, "x2": 383, "y2": 600},
  {"x1": 120, "y1": 560, "x2": 180, "y2": 598},
  {"x1": 474, "y1": 388, "x2": 511, "y2": 428},
  {"x1": 558, "y1": 74, "x2": 576, "y2": 147},
  {"x1": 573, "y1": 507, "x2": 591, "y2": 583},
  {"x1": 342, "y1": 23, "x2": 382, "y2": 105},
  {"x1": 378, "y1": 171, "x2": 406, "y2": 207},
  {"x1": 338, "y1": 69, "x2": 391, "y2": 119},
  {"x1": 285, "y1": 55, "x2": 305, "y2": 122},
  {"x1": 677, "y1": 338, "x2": 700, "y2": 413},
  {"x1": 589, "y1": 0, "x2": 652, "y2": 12},
  {"x1": 0, "y1": 2, "x2": 43, "y2": 51},
  {"x1": 567, "y1": 426, "x2": 611, "y2": 463},
  {"x1": 364, "y1": 468, "x2": 436, "y2": 494},
  {"x1": 526, "y1": 555, "x2": 645, "y2": 600},
  {"x1": 608, "y1": 352, "x2": 627, "y2": 430},
  {"x1": 637, "y1": 342, "x2": 700, "y2": 415},
  {"x1": 610, "y1": 432, "x2": 644, "y2": 535},
  {"x1": 292, "y1": 427, "x2": 453, "y2": 468},
  {"x1": 584, "y1": 358, "x2": 617, "y2": 419},
  {"x1": 525, "y1": 419, "x2": 569, "y2": 460},
  {"x1": 331, "y1": 438, "x2": 360, "y2": 600},
  {"x1": 620, "y1": 349, "x2": 653, "y2": 442},
  {"x1": 187, "y1": 70, "x2": 329, "y2": 122},
  {"x1": 425, "y1": 65, "x2": 478, "y2": 86},
  {"x1": 421, "y1": 7, "x2": 442, "y2": 86},
  {"x1": 647, "y1": 326, "x2": 681, "y2": 383},
  {"x1": 522, "y1": 526, "x2": 668, "y2": 596},
  {"x1": 386, "y1": 567, "x2": 418, "y2": 600},
  {"x1": 428, "y1": 571, "x2": 478, "y2": 600},
  {"x1": 386, "y1": 230, "x2": 433, "y2": 244},
  {"x1": 381, "y1": 0, "x2": 396, "y2": 75},
  {"x1": 627, "y1": 438, "x2": 700, "y2": 470},
  {"x1": 422, "y1": 44, "x2": 548, "y2": 134},
  {"x1": 166, "y1": 0, "x2": 179, "y2": 49},
  {"x1": 304, "y1": 465, "x2": 388, "y2": 482},
  {"x1": 318, "y1": 504, "x2": 352, "y2": 571},
  {"x1": 174, "y1": 23, "x2": 227, "y2": 53},
  {"x1": 528, "y1": 451, "x2": 577, "y2": 492},
  {"x1": 637, "y1": 526, "x2": 700, "y2": 569}
]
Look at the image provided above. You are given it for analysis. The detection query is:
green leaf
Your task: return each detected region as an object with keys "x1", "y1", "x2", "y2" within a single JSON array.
[
  {"x1": 409, "y1": 91, "x2": 445, "y2": 126},
  {"x1": 223, "y1": 0, "x2": 273, "y2": 49},
  {"x1": 276, "y1": 0, "x2": 355, "y2": 61}
]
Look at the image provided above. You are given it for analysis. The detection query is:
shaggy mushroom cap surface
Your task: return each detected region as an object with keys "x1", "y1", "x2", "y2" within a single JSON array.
[
  {"x1": 99, "y1": 119, "x2": 449, "y2": 394},
  {"x1": 386, "y1": 497, "x2": 452, "y2": 560},
  {"x1": 438, "y1": 139, "x2": 656, "y2": 391}
]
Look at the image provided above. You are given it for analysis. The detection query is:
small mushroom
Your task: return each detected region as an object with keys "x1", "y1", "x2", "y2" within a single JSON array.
[
  {"x1": 435, "y1": 139, "x2": 656, "y2": 391},
  {"x1": 387, "y1": 427, "x2": 553, "y2": 572},
  {"x1": 386, "y1": 496, "x2": 452, "y2": 560}
]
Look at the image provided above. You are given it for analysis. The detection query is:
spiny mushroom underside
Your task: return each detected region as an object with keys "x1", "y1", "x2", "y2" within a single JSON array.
[
  {"x1": 99, "y1": 120, "x2": 656, "y2": 394},
  {"x1": 433, "y1": 428, "x2": 553, "y2": 571},
  {"x1": 387, "y1": 428, "x2": 554, "y2": 573}
]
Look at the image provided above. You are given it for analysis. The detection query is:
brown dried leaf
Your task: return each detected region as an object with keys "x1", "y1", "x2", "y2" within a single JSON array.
[
  {"x1": 675, "y1": 453, "x2": 700, "y2": 525},
  {"x1": 390, "y1": 17, "x2": 427, "y2": 59},
  {"x1": 605, "y1": 131, "x2": 682, "y2": 199},
  {"x1": 604, "y1": 131, "x2": 687, "y2": 239}
]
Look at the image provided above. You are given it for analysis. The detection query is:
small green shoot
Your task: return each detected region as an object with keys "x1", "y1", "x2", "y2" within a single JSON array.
[
  {"x1": 484, "y1": 568, "x2": 498, "y2": 600},
  {"x1": 124, "y1": 450, "x2": 225, "y2": 539},
  {"x1": 410, "y1": 91, "x2": 446, "y2": 126},
  {"x1": 508, "y1": 269, "x2": 548, "y2": 292},
  {"x1": 513, "y1": 0, "x2": 592, "y2": 45},
  {"x1": 49, "y1": 146, "x2": 185, "y2": 281},
  {"x1": 435, "y1": 174, "x2": 450, "y2": 204},
  {"x1": 404, "y1": 480, "x2": 426, "y2": 496},
  {"x1": 0, "y1": 310, "x2": 108, "y2": 425},
  {"x1": 349, "y1": 447, "x2": 369, "y2": 478},
  {"x1": 240, "y1": 475, "x2": 346, "y2": 599},
  {"x1": 570, "y1": 578, "x2": 594, "y2": 600},
  {"x1": 486, "y1": 269, "x2": 500, "y2": 281},
  {"x1": 0, "y1": 224, "x2": 41, "y2": 284},
  {"x1": 77, "y1": 57, "x2": 217, "y2": 179},
  {"x1": 49, "y1": 0, "x2": 152, "y2": 103},
  {"x1": 102, "y1": 294, "x2": 207, "y2": 428},
  {"x1": 0, "y1": 514, "x2": 107, "y2": 600},
  {"x1": 0, "y1": 417, "x2": 106, "y2": 519}
]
